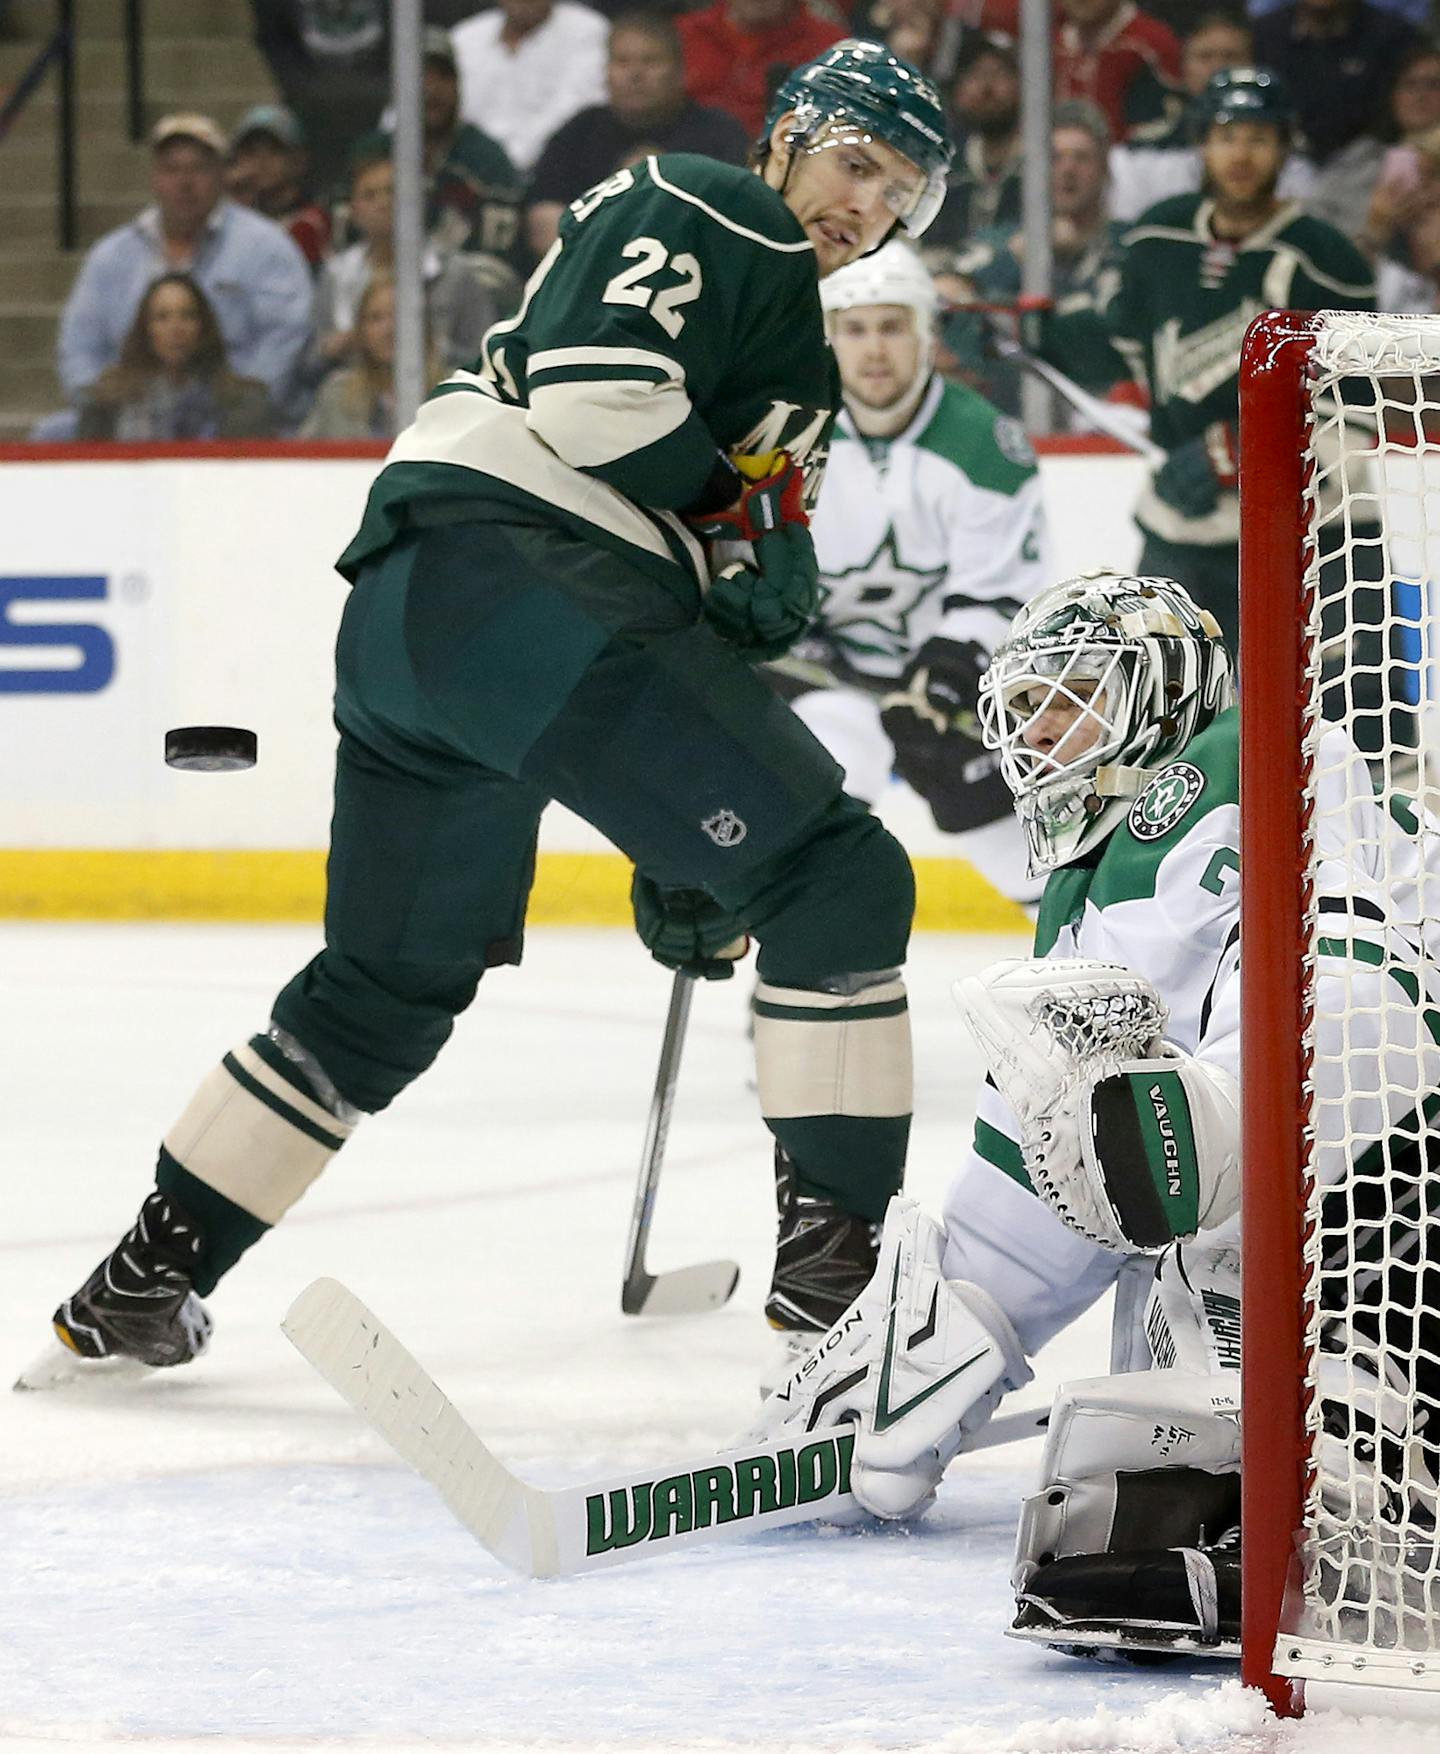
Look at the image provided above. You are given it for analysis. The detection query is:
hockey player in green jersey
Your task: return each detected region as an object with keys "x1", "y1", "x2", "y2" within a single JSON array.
[
  {"x1": 769, "y1": 238, "x2": 1047, "y2": 907},
  {"x1": 747, "y1": 569, "x2": 1440, "y2": 1651},
  {"x1": 1035, "y1": 67, "x2": 1375, "y2": 649},
  {"x1": 22, "y1": 41, "x2": 958, "y2": 1389}
]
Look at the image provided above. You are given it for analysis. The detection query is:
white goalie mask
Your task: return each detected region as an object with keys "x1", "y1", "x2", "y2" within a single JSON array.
[
  {"x1": 821, "y1": 241, "x2": 938, "y2": 432},
  {"x1": 978, "y1": 572, "x2": 1235, "y2": 875}
]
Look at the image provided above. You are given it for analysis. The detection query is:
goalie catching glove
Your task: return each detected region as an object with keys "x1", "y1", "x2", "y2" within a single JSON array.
[
  {"x1": 954, "y1": 957, "x2": 1239, "y2": 1252},
  {"x1": 689, "y1": 451, "x2": 819, "y2": 662},
  {"x1": 741, "y1": 1197, "x2": 1032, "y2": 1521}
]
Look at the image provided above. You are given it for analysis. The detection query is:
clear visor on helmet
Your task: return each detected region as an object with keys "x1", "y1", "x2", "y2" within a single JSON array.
[
  {"x1": 787, "y1": 115, "x2": 947, "y2": 237},
  {"x1": 979, "y1": 644, "x2": 1133, "y2": 797}
]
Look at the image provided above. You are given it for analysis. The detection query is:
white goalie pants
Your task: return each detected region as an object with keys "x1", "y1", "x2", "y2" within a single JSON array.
[
  {"x1": 787, "y1": 687, "x2": 1041, "y2": 906},
  {"x1": 940, "y1": 1154, "x2": 1127, "y2": 1358}
]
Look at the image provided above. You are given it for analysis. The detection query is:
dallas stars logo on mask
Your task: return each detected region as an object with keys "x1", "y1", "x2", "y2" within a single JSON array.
[{"x1": 1129, "y1": 762, "x2": 1205, "y2": 841}]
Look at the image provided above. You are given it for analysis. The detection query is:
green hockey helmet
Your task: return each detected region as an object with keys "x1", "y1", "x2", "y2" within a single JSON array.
[
  {"x1": 1193, "y1": 66, "x2": 1295, "y2": 142},
  {"x1": 977, "y1": 572, "x2": 1235, "y2": 875},
  {"x1": 762, "y1": 39, "x2": 954, "y2": 239}
]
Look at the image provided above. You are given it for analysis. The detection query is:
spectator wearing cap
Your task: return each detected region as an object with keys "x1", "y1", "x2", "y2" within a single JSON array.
[
  {"x1": 374, "y1": 29, "x2": 527, "y2": 294},
  {"x1": 1252, "y1": 0, "x2": 1417, "y2": 167},
  {"x1": 525, "y1": 10, "x2": 751, "y2": 258},
  {"x1": 921, "y1": 33, "x2": 1023, "y2": 256},
  {"x1": 675, "y1": 0, "x2": 847, "y2": 140},
  {"x1": 450, "y1": 0, "x2": 609, "y2": 174},
  {"x1": 1054, "y1": 0, "x2": 1184, "y2": 145},
  {"x1": 55, "y1": 114, "x2": 312, "y2": 419},
  {"x1": 226, "y1": 103, "x2": 332, "y2": 270},
  {"x1": 1107, "y1": 15, "x2": 1315, "y2": 219},
  {"x1": 937, "y1": 101, "x2": 1129, "y2": 418}
]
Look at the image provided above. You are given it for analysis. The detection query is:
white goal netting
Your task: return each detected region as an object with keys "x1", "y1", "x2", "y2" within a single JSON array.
[{"x1": 1281, "y1": 312, "x2": 1440, "y2": 1691}]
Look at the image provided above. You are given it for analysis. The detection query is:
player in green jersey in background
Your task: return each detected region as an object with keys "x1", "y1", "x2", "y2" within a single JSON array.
[
  {"x1": 1033, "y1": 67, "x2": 1375, "y2": 654},
  {"x1": 23, "y1": 42, "x2": 957, "y2": 1392}
]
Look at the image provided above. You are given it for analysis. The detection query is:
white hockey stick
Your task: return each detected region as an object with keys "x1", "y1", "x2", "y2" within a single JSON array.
[
  {"x1": 622, "y1": 970, "x2": 740, "y2": 1316},
  {"x1": 282, "y1": 1276, "x2": 856, "y2": 1577}
]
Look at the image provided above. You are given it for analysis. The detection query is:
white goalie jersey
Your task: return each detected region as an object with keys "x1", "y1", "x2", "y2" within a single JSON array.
[
  {"x1": 808, "y1": 373, "x2": 1048, "y2": 683},
  {"x1": 942, "y1": 705, "x2": 1440, "y2": 1356}
]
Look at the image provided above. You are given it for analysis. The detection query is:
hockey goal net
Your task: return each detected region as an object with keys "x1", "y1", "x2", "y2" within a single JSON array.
[{"x1": 1241, "y1": 309, "x2": 1440, "y2": 1718}]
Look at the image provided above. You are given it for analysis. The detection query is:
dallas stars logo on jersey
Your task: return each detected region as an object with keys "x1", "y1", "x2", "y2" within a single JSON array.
[
  {"x1": 819, "y1": 526, "x2": 947, "y2": 665},
  {"x1": 1129, "y1": 762, "x2": 1206, "y2": 841}
]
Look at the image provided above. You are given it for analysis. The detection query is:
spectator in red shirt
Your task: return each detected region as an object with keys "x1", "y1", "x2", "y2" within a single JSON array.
[
  {"x1": 1054, "y1": 0, "x2": 1183, "y2": 143},
  {"x1": 677, "y1": 0, "x2": 847, "y2": 140},
  {"x1": 225, "y1": 104, "x2": 331, "y2": 271}
]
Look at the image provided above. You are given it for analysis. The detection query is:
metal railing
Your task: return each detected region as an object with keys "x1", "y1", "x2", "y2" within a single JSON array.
[{"x1": 0, "y1": 0, "x2": 147, "y2": 251}]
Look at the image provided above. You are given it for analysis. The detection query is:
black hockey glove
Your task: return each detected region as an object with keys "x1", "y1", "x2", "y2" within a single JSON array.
[
  {"x1": 690, "y1": 453, "x2": 819, "y2": 662},
  {"x1": 632, "y1": 872, "x2": 750, "y2": 981},
  {"x1": 880, "y1": 636, "x2": 989, "y2": 743},
  {"x1": 1151, "y1": 424, "x2": 1239, "y2": 520}
]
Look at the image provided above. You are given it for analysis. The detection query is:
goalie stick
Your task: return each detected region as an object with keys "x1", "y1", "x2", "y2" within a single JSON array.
[
  {"x1": 282, "y1": 1278, "x2": 1051, "y2": 1579},
  {"x1": 622, "y1": 970, "x2": 739, "y2": 1316},
  {"x1": 282, "y1": 1275, "x2": 856, "y2": 1576}
]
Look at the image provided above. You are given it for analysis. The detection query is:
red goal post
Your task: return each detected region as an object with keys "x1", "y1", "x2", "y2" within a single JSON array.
[{"x1": 1240, "y1": 309, "x2": 1440, "y2": 1719}]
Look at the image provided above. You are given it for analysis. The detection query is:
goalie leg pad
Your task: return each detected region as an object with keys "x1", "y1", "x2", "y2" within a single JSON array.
[
  {"x1": 743, "y1": 1197, "x2": 1033, "y2": 1521},
  {"x1": 1012, "y1": 1368, "x2": 1240, "y2": 1590}
]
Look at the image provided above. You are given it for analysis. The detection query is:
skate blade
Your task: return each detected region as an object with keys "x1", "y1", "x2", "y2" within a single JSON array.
[{"x1": 12, "y1": 1338, "x2": 156, "y2": 1392}]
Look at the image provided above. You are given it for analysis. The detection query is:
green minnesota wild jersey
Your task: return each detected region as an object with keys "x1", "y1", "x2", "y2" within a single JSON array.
[
  {"x1": 1046, "y1": 194, "x2": 1374, "y2": 545},
  {"x1": 339, "y1": 153, "x2": 839, "y2": 604}
]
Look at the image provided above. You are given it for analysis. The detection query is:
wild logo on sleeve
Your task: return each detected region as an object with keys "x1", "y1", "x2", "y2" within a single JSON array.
[{"x1": 586, "y1": 1430, "x2": 855, "y2": 1554}]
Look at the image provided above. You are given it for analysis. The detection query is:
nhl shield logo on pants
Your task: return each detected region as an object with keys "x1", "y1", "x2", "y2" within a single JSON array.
[{"x1": 701, "y1": 809, "x2": 747, "y2": 847}]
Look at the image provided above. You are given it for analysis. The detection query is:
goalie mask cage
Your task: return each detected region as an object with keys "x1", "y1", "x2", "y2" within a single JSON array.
[{"x1": 1241, "y1": 309, "x2": 1440, "y2": 1720}]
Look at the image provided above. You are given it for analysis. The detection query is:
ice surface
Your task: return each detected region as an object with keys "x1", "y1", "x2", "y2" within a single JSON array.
[{"x1": 1, "y1": 925, "x2": 1435, "y2": 1753}]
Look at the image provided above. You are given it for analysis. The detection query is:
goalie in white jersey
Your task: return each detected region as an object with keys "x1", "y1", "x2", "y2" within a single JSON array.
[
  {"x1": 747, "y1": 567, "x2": 1440, "y2": 1657},
  {"x1": 769, "y1": 240, "x2": 1048, "y2": 905}
]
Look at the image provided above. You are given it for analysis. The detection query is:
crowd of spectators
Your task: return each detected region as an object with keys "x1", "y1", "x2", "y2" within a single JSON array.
[{"x1": 36, "y1": 0, "x2": 1440, "y2": 446}]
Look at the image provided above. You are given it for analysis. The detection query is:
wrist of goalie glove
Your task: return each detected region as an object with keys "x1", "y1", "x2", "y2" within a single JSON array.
[
  {"x1": 702, "y1": 524, "x2": 820, "y2": 662},
  {"x1": 631, "y1": 872, "x2": 749, "y2": 981},
  {"x1": 1067, "y1": 1050, "x2": 1240, "y2": 1252}
]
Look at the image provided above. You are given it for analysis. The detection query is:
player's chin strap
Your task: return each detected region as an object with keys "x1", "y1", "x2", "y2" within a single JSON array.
[{"x1": 1092, "y1": 761, "x2": 1152, "y2": 799}]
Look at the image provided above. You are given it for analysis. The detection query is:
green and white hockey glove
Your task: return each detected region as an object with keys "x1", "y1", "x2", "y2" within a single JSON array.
[
  {"x1": 953, "y1": 957, "x2": 1240, "y2": 1252},
  {"x1": 692, "y1": 453, "x2": 819, "y2": 662},
  {"x1": 1151, "y1": 424, "x2": 1239, "y2": 520},
  {"x1": 631, "y1": 872, "x2": 749, "y2": 981}
]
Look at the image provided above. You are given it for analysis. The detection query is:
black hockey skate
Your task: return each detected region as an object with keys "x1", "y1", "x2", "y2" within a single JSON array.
[
  {"x1": 761, "y1": 1147, "x2": 882, "y2": 1395},
  {"x1": 25, "y1": 1192, "x2": 213, "y2": 1385}
]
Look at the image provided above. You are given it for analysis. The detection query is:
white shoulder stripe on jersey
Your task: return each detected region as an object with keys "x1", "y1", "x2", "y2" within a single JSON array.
[
  {"x1": 644, "y1": 157, "x2": 815, "y2": 253},
  {"x1": 527, "y1": 344, "x2": 685, "y2": 382}
]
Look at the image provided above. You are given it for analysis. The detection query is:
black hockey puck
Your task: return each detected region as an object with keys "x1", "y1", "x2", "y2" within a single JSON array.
[{"x1": 163, "y1": 726, "x2": 259, "y2": 772}]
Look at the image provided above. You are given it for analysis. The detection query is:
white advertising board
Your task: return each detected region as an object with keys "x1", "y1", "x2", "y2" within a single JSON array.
[{"x1": 0, "y1": 449, "x2": 1146, "y2": 858}]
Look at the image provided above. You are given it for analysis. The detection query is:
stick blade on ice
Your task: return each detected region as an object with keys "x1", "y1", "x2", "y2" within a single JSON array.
[
  {"x1": 621, "y1": 1258, "x2": 740, "y2": 1316},
  {"x1": 282, "y1": 1277, "x2": 558, "y2": 1576}
]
